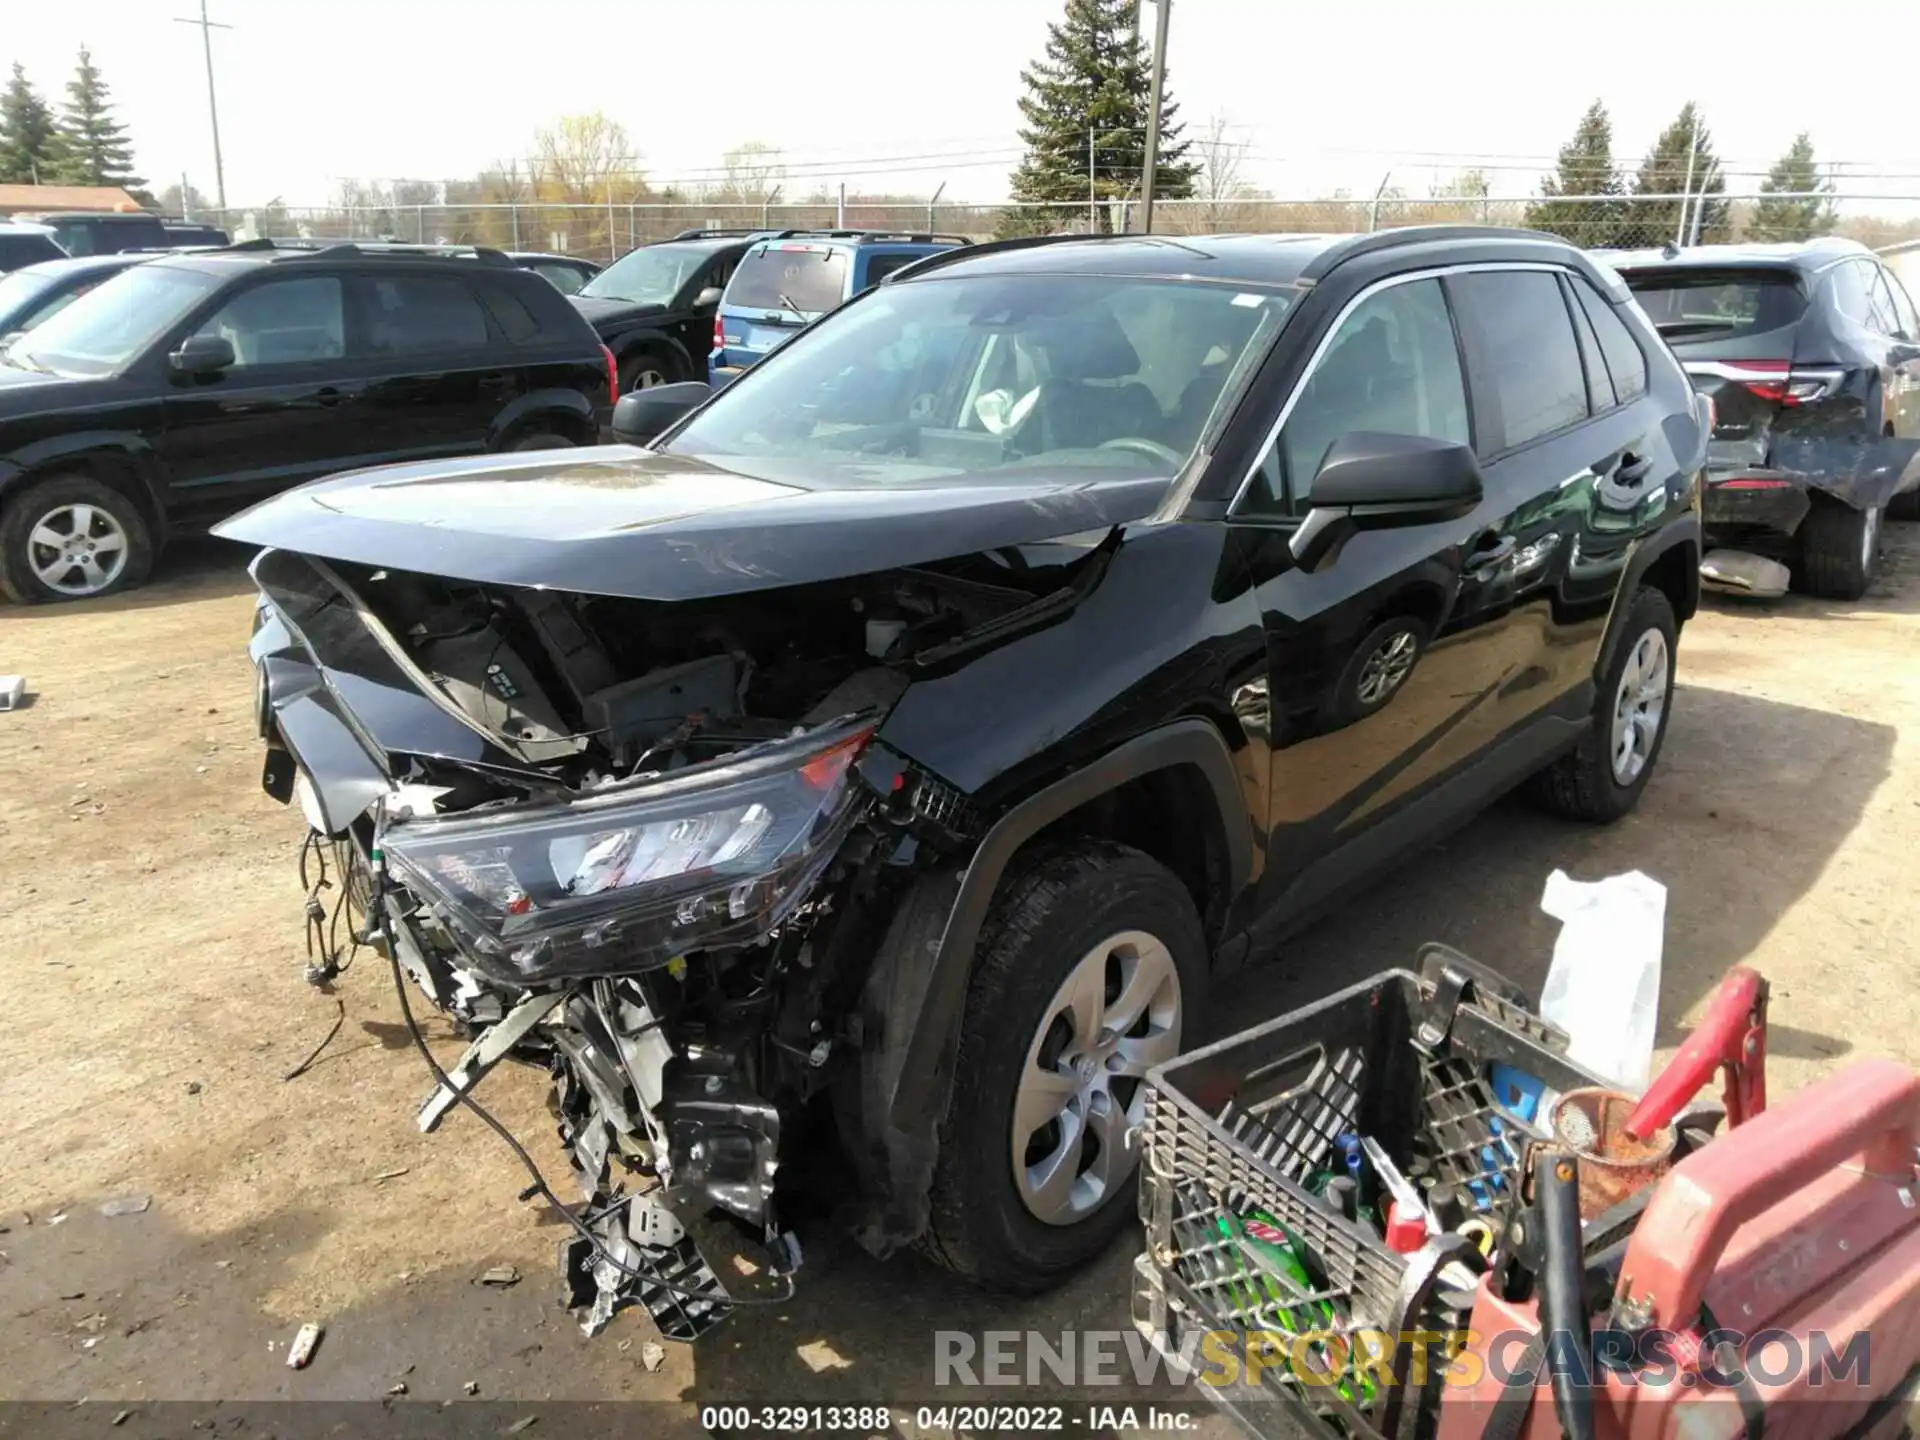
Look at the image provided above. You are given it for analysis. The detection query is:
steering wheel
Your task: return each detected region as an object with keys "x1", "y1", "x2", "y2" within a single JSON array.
[{"x1": 1098, "y1": 437, "x2": 1183, "y2": 465}]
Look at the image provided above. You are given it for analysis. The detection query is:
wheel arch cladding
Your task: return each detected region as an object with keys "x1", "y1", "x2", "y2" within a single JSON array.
[
  {"x1": 5, "y1": 445, "x2": 166, "y2": 541},
  {"x1": 846, "y1": 718, "x2": 1252, "y2": 1255},
  {"x1": 615, "y1": 330, "x2": 690, "y2": 377},
  {"x1": 491, "y1": 389, "x2": 597, "y2": 447}
]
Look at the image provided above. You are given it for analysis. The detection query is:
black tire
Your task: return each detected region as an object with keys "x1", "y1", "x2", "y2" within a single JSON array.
[
  {"x1": 920, "y1": 841, "x2": 1207, "y2": 1293},
  {"x1": 1323, "y1": 613, "x2": 1431, "y2": 727},
  {"x1": 0, "y1": 471, "x2": 154, "y2": 605},
  {"x1": 1890, "y1": 487, "x2": 1920, "y2": 522},
  {"x1": 507, "y1": 430, "x2": 577, "y2": 452},
  {"x1": 1795, "y1": 498, "x2": 1880, "y2": 600},
  {"x1": 617, "y1": 349, "x2": 677, "y2": 393},
  {"x1": 1526, "y1": 586, "x2": 1677, "y2": 824}
]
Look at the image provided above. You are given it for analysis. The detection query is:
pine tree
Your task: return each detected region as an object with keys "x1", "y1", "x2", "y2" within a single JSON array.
[
  {"x1": 1524, "y1": 100, "x2": 1624, "y2": 248},
  {"x1": 999, "y1": 0, "x2": 1197, "y2": 237},
  {"x1": 1627, "y1": 103, "x2": 1727, "y2": 248},
  {"x1": 0, "y1": 64, "x2": 61, "y2": 185},
  {"x1": 50, "y1": 47, "x2": 144, "y2": 192},
  {"x1": 1748, "y1": 133, "x2": 1837, "y2": 243}
]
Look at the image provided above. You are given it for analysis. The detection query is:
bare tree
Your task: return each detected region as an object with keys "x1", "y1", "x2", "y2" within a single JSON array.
[
  {"x1": 534, "y1": 112, "x2": 642, "y2": 202},
  {"x1": 712, "y1": 141, "x2": 786, "y2": 206},
  {"x1": 1195, "y1": 114, "x2": 1258, "y2": 230}
]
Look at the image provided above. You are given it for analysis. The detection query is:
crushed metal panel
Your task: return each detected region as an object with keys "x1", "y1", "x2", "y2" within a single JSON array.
[{"x1": 1699, "y1": 549, "x2": 1791, "y2": 599}]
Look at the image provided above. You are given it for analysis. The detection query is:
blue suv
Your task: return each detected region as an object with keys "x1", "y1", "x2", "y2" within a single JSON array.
[{"x1": 708, "y1": 230, "x2": 967, "y2": 388}]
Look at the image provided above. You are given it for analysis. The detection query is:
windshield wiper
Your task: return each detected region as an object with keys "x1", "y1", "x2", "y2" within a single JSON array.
[{"x1": 778, "y1": 293, "x2": 815, "y2": 320}]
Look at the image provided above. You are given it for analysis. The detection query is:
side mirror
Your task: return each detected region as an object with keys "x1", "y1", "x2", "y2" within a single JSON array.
[
  {"x1": 610, "y1": 380, "x2": 711, "y2": 444},
  {"x1": 692, "y1": 286, "x2": 723, "y2": 309},
  {"x1": 1289, "y1": 432, "x2": 1484, "y2": 570},
  {"x1": 169, "y1": 333, "x2": 235, "y2": 377}
]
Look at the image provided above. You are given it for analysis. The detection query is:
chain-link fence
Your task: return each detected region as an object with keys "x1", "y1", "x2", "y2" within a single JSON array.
[{"x1": 189, "y1": 191, "x2": 1910, "y2": 258}]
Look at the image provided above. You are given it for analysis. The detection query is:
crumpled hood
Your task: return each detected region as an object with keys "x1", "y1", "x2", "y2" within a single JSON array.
[{"x1": 213, "y1": 445, "x2": 1169, "y2": 601}]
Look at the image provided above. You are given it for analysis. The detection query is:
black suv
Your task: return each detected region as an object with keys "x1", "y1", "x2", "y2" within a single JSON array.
[
  {"x1": 20, "y1": 210, "x2": 175, "y2": 256},
  {"x1": 1602, "y1": 238, "x2": 1920, "y2": 598},
  {"x1": 0, "y1": 242, "x2": 614, "y2": 603},
  {"x1": 220, "y1": 226, "x2": 1702, "y2": 1337},
  {"x1": 570, "y1": 228, "x2": 771, "y2": 392}
]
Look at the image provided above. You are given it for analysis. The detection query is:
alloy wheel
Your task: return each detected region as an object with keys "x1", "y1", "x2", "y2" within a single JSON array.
[
  {"x1": 26, "y1": 502, "x2": 130, "y2": 598},
  {"x1": 1011, "y1": 929, "x2": 1182, "y2": 1226},
  {"x1": 1355, "y1": 628, "x2": 1420, "y2": 707},
  {"x1": 1609, "y1": 628, "x2": 1669, "y2": 785}
]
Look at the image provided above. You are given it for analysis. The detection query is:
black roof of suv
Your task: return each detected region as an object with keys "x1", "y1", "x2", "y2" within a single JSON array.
[
  {"x1": 1602, "y1": 238, "x2": 1920, "y2": 600},
  {"x1": 217, "y1": 224, "x2": 1708, "y2": 1333},
  {"x1": 0, "y1": 241, "x2": 614, "y2": 602}
]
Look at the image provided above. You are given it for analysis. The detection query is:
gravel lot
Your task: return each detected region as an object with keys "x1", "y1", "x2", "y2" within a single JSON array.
[{"x1": 3, "y1": 526, "x2": 1918, "y2": 1432}]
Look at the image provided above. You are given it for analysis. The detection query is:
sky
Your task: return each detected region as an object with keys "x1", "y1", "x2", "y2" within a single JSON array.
[{"x1": 9, "y1": 0, "x2": 1920, "y2": 216}]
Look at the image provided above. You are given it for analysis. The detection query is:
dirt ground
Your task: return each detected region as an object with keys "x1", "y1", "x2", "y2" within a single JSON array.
[{"x1": 3, "y1": 526, "x2": 1918, "y2": 1435}]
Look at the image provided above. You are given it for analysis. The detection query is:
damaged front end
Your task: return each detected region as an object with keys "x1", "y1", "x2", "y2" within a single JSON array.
[{"x1": 242, "y1": 540, "x2": 1053, "y2": 1339}]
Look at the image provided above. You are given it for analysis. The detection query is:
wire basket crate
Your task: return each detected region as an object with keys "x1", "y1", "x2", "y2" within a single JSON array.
[{"x1": 1131, "y1": 946, "x2": 1615, "y2": 1440}]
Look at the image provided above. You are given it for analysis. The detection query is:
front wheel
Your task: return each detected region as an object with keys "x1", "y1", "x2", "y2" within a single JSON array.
[
  {"x1": 1525, "y1": 585, "x2": 1677, "y2": 823},
  {"x1": 921, "y1": 842, "x2": 1207, "y2": 1292},
  {"x1": 0, "y1": 472, "x2": 154, "y2": 604}
]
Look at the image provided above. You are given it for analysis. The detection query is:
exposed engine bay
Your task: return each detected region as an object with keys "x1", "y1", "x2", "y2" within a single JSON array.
[{"x1": 248, "y1": 538, "x2": 1104, "y2": 1339}]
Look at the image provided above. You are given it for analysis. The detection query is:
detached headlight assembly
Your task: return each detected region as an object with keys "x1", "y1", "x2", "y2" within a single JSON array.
[{"x1": 379, "y1": 721, "x2": 874, "y2": 982}]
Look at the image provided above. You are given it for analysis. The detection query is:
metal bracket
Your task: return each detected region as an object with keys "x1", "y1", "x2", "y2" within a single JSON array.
[{"x1": 416, "y1": 989, "x2": 565, "y2": 1133}]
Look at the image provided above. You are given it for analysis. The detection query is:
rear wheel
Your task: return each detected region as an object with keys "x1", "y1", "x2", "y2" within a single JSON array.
[
  {"x1": 1796, "y1": 498, "x2": 1879, "y2": 600},
  {"x1": 618, "y1": 349, "x2": 676, "y2": 393},
  {"x1": 0, "y1": 472, "x2": 154, "y2": 604},
  {"x1": 1526, "y1": 586, "x2": 1676, "y2": 823},
  {"x1": 921, "y1": 842, "x2": 1206, "y2": 1292},
  {"x1": 508, "y1": 430, "x2": 576, "y2": 452}
]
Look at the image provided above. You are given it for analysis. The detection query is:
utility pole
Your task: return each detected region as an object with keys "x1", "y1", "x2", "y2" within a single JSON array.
[
  {"x1": 1089, "y1": 125, "x2": 1097, "y2": 232},
  {"x1": 1138, "y1": 0, "x2": 1171, "y2": 234},
  {"x1": 1674, "y1": 110, "x2": 1697, "y2": 249},
  {"x1": 173, "y1": 0, "x2": 230, "y2": 215}
]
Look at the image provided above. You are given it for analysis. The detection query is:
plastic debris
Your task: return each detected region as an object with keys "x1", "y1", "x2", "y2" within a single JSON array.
[
  {"x1": 0, "y1": 676, "x2": 25, "y2": 711},
  {"x1": 507, "y1": 1419, "x2": 538, "y2": 1435},
  {"x1": 112, "y1": 1412, "x2": 130, "y2": 1427},
  {"x1": 387, "y1": 1383, "x2": 408, "y2": 1397},
  {"x1": 99, "y1": 1195, "x2": 151, "y2": 1218},
  {"x1": 640, "y1": 1340, "x2": 666, "y2": 1373},
  {"x1": 1540, "y1": 869, "x2": 1667, "y2": 1090},
  {"x1": 373, "y1": 1167, "x2": 410, "y2": 1183},
  {"x1": 464, "y1": 1381, "x2": 480, "y2": 1396},
  {"x1": 477, "y1": 1265, "x2": 520, "y2": 1287},
  {"x1": 286, "y1": 1322, "x2": 323, "y2": 1370}
]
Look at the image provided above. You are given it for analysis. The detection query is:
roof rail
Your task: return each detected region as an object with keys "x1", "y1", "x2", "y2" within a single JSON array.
[
  {"x1": 270, "y1": 241, "x2": 514, "y2": 267},
  {"x1": 1297, "y1": 224, "x2": 1564, "y2": 282},
  {"x1": 769, "y1": 228, "x2": 972, "y2": 246}
]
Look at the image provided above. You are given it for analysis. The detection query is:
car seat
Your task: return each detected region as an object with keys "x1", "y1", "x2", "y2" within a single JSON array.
[{"x1": 1020, "y1": 310, "x2": 1160, "y2": 453}]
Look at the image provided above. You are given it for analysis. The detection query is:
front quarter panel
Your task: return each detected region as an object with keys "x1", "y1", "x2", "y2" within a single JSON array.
[{"x1": 878, "y1": 519, "x2": 1269, "y2": 842}]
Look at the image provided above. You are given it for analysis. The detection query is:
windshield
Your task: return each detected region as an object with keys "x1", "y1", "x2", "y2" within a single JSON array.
[
  {"x1": 578, "y1": 243, "x2": 706, "y2": 304},
  {"x1": 1622, "y1": 268, "x2": 1807, "y2": 341},
  {"x1": 8, "y1": 264, "x2": 220, "y2": 378},
  {"x1": 726, "y1": 245, "x2": 850, "y2": 316},
  {"x1": 664, "y1": 273, "x2": 1293, "y2": 481}
]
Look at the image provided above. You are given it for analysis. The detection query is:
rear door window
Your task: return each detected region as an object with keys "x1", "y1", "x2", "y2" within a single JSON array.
[
  {"x1": 360, "y1": 274, "x2": 492, "y2": 356},
  {"x1": 1572, "y1": 278, "x2": 1649, "y2": 403},
  {"x1": 726, "y1": 245, "x2": 850, "y2": 316},
  {"x1": 1624, "y1": 267, "x2": 1808, "y2": 343},
  {"x1": 1449, "y1": 269, "x2": 1590, "y2": 452},
  {"x1": 474, "y1": 278, "x2": 543, "y2": 343}
]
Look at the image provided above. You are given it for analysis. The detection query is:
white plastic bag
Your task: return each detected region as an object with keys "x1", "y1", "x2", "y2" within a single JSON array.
[{"x1": 1537, "y1": 868, "x2": 1666, "y2": 1091}]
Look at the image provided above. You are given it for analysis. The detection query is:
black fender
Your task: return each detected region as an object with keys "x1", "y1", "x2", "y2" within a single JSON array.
[
  {"x1": 609, "y1": 327, "x2": 695, "y2": 382},
  {"x1": 486, "y1": 388, "x2": 600, "y2": 448},
  {"x1": 1600, "y1": 511, "x2": 1700, "y2": 679},
  {"x1": 888, "y1": 716, "x2": 1253, "y2": 1132},
  {"x1": 0, "y1": 431, "x2": 171, "y2": 543},
  {"x1": 848, "y1": 716, "x2": 1252, "y2": 1255}
]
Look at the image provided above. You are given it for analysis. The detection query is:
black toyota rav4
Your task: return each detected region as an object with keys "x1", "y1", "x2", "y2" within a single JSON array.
[{"x1": 220, "y1": 225, "x2": 1704, "y2": 1340}]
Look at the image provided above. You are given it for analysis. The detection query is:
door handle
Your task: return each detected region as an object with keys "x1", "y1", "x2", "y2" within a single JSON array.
[
  {"x1": 1465, "y1": 534, "x2": 1516, "y2": 575},
  {"x1": 1612, "y1": 450, "x2": 1655, "y2": 486}
]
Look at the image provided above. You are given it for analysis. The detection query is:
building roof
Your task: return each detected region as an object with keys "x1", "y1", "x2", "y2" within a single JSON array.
[{"x1": 0, "y1": 184, "x2": 147, "y2": 216}]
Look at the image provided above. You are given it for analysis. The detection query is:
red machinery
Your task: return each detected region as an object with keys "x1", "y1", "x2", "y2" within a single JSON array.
[{"x1": 1437, "y1": 967, "x2": 1920, "y2": 1440}]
